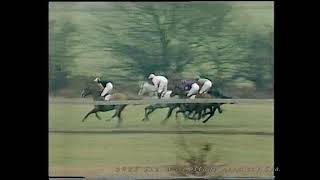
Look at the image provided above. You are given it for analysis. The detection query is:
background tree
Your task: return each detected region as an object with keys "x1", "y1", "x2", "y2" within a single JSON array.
[
  {"x1": 49, "y1": 18, "x2": 77, "y2": 95},
  {"x1": 49, "y1": 2, "x2": 274, "y2": 98}
]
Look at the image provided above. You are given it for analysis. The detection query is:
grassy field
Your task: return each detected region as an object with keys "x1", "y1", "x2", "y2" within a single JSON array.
[{"x1": 49, "y1": 100, "x2": 274, "y2": 177}]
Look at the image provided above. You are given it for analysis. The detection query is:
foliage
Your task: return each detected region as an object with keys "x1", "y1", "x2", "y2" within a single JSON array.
[{"x1": 49, "y1": 2, "x2": 274, "y2": 98}]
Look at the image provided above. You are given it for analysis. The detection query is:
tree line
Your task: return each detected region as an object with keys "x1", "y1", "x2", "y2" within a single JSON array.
[{"x1": 49, "y1": 2, "x2": 274, "y2": 98}]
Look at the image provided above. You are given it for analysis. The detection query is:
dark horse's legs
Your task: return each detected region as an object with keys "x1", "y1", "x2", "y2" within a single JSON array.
[
  {"x1": 115, "y1": 105, "x2": 127, "y2": 127},
  {"x1": 202, "y1": 105, "x2": 221, "y2": 123},
  {"x1": 161, "y1": 105, "x2": 178, "y2": 125},
  {"x1": 142, "y1": 105, "x2": 156, "y2": 121},
  {"x1": 142, "y1": 104, "x2": 172, "y2": 122},
  {"x1": 82, "y1": 108, "x2": 98, "y2": 122},
  {"x1": 95, "y1": 112, "x2": 101, "y2": 120}
]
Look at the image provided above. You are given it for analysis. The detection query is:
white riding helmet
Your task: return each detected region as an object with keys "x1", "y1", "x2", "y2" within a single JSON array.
[
  {"x1": 94, "y1": 77, "x2": 101, "y2": 82},
  {"x1": 148, "y1": 74, "x2": 155, "y2": 79}
]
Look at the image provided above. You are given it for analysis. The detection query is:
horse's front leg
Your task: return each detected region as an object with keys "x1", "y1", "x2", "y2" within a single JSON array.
[
  {"x1": 82, "y1": 108, "x2": 98, "y2": 122},
  {"x1": 161, "y1": 105, "x2": 177, "y2": 125},
  {"x1": 202, "y1": 106, "x2": 218, "y2": 123},
  {"x1": 142, "y1": 105, "x2": 155, "y2": 121}
]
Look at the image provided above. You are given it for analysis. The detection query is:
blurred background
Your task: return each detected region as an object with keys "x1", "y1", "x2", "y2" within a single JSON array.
[{"x1": 49, "y1": 2, "x2": 274, "y2": 98}]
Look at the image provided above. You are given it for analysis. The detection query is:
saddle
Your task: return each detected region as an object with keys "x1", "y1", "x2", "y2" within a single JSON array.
[{"x1": 196, "y1": 82, "x2": 204, "y2": 89}]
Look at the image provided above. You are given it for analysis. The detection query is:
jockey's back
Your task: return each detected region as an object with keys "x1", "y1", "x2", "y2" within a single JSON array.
[
  {"x1": 152, "y1": 75, "x2": 167, "y2": 86},
  {"x1": 99, "y1": 80, "x2": 113, "y2": 87},
  {"x1": 182, "y1": 80, "x2": 197, "y2": 90},
  {"x1": 197, "y1": 78, "x2": 210, "y2": 84}
]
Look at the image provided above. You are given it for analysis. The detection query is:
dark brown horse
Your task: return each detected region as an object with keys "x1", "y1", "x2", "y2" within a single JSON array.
[
  {"x1": 170, "y1": 83, "x2": 231, "y2": 123},
  {"x1": 80, "y1": 83, "x2": 129, "y2": 127}
]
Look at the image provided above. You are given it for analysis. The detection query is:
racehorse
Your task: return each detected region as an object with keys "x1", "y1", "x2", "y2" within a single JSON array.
[
  {"x1": 138, "y1": 81, "x2": 179, "y2": 124},
  {"x1": 170, "y1": 83, "x2": 231, "y2": 123},
  {"x1": 80, "y1": 83, "x2": 129, "y2": 127}
]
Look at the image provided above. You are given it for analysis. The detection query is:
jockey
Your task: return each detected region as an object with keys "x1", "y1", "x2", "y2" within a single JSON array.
[
  {"x1": 94, "y1": 77, "x2": 113, "y2": 101},
  {"x1": 182, "y1": 80, "x2": 200, "y2": 99},
  {"x1": 196, "y1": 75, "x2": 212, "y2": 94},
  {"x1": 148, "y1": 73, "x2": 168, "y2": 99}
]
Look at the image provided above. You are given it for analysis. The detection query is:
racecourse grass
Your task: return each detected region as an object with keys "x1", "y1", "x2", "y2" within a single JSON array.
[
  {"x1": 49, "y1": 102, "x2": 273, "y2": 132},
  {"x1": 49, "y1": 100, "x2": 273, "y2": 177}
]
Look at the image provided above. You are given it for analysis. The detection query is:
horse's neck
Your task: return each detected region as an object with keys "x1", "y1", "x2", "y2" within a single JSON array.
[
  {"x1": 144, "y1": 82, "x2": 157, "y2": 91},
  {"x1": 91, "y1": 91, "x2": 103, "y2": 101}
]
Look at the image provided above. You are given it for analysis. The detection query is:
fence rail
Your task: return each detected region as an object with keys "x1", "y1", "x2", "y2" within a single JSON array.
[{"x1": 49, "y1": 99, "x2": 273, "y2": 106}]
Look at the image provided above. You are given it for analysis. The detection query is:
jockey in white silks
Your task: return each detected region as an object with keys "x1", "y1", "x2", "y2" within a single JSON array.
[
  {"x1": 182, "y1": 80, "x2": 200, "y2": 99},
  {"x1": 94, "y1": 77, "x2": 113, "y2": 101},
  {"x1": 148, "y1": 73, "x2": 168, "y2": 99},
  {"x1": 196, "y1": 75, "x2": 213, "y2": 94}
]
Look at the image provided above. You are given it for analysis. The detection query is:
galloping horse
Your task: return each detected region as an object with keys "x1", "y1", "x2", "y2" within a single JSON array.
[
  {"x1": 170, "y1": 83, "x2": 231, "y2": 123},
  {"x1": 138, "y1": 81, "x2": 179, "y2": 124},
  {"x1": 80, "y1": 83, "x2": 129, "y2": 127}
]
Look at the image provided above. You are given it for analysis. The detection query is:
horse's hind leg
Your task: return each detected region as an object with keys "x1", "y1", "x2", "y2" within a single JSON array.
[
  {"x1": 95, "y1": 112, "x2": 101, "y2": 120},
  {"x1": 116, "y1": 105, "x2": 127, "y2": 128},
  {"x1": 82, "y1": 108, "x2": 98, "y2": 122}
]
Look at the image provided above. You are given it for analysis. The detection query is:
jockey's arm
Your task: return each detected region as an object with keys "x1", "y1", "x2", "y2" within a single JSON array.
[
  {"x1": 197, "y1": 78, "x2": 207, "y2": 84},
  {"x1": 152, "y1": 78, "x2": 160, "y2": 89}
]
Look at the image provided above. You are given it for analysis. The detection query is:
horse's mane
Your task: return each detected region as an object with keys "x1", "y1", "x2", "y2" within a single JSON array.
[
  {"x1": 86, "y1": 83, "x2": 104, "y2": 93},
  {"x1": 146, "y1": 79, "x2": 153, "y2": 85}
]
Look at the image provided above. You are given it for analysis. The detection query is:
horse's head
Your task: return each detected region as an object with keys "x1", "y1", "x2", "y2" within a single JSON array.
[
  {"x1": 81, "y1": 83, "x2": 103, "y2": 99},
  {"x1": 81, "y1": 87, "x2": 91, "y2": 98},
  {"x1": 209, "y1": 87, "x2": 232, "y2": 99}
]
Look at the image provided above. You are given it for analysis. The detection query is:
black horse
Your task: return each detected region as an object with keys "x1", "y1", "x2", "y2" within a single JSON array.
[
  {"x1": 80, "y1": 84, "x2": 128, "y2": 127},
  {"x1": 170, "y1": 83, "x2": 232, "y2": 123}
]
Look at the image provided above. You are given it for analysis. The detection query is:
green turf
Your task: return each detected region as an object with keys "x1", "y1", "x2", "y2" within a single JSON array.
[
  {"x1": 49, "y1": 134, "x2": 273, "y2": 167},
  {"x1": 49, "y1": 101, "x2": 273, "y2": 176},
  {"x1": 49, "y1": 102, "x2": 273, "y2": 132}
]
